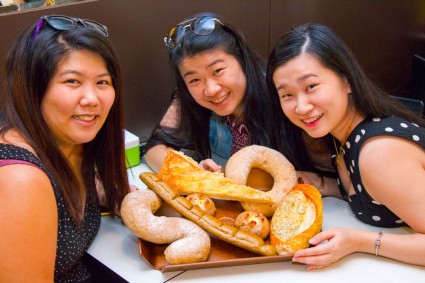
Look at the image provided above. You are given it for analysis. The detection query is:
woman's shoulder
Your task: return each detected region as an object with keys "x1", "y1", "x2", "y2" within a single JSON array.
[{"x1": 350, "y1": 116, "x2": 425, "y2": 146}]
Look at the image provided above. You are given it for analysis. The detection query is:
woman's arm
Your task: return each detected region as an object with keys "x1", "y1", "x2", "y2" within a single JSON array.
[
  {"x1": 0, "y1": 164, "x2": 58, "y2": 282},
  {"x1": 359, "y1": 136, "x2": 425, "y2": 265},
  {"x1": 293, "y1": 136, "x2": 425, "y2": 269},
  {"x1": 145, "y1": 144, "x2": 174, "y2": 173}
]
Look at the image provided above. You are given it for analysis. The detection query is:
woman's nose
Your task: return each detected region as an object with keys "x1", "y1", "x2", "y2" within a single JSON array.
[
  {"x1": 80, "y1": 86, "x2": 99, "y2": 106},
  {"x1": 204, "y1": 79, "x2": 221, "y2": 96},
  {"x1": 295, "y1": 96, "x2": 313, "y2": 115}
]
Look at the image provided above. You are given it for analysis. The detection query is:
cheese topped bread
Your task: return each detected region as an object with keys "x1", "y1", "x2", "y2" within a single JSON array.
[
  {"x1": 270, "y1": 184, "x2": 323, "y2": 255},
  {"x1": 158, "y1": 150, "x2": 274, "y2": 204}
]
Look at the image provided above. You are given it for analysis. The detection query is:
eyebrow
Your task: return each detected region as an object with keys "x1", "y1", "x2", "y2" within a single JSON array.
[
  {"x1": 276, "y1": 73, "x2": 318, "y2": 91},
  {"x1": 57, "y1": 70, "x2": 111, "y2": 78},
  {"x1": 182, "y1": 59, "x2": 225, "y2": 79}
]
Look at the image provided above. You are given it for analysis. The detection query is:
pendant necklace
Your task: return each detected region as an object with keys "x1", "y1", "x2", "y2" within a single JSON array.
[{"x1": 333, "y1": 114, "x2": 356, "y2": 169}]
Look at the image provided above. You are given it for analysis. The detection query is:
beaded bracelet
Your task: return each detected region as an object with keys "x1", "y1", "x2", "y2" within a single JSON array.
[{"x1": 375, "y1": 229, "x2": 384, "y2": 256}]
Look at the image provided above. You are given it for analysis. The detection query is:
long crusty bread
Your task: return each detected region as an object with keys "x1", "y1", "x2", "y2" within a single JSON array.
[
  {"x1": 157, "y1": 150, "x2": 274, "y2": 204},
  {"x1": 270, "y1": 184, "x2": 323, "y2": 255},
  {"x1": 140, "y1": 172, "x2": 277, "y2": 256}
]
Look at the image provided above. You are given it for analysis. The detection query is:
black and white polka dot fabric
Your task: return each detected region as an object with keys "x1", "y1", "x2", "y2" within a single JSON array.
[
  {"x1": 334, "y1": 116, "x2": 425, "y2": 228},
  {"x1": 0, "y1": 144, "x2": 100, "y2": 282}
]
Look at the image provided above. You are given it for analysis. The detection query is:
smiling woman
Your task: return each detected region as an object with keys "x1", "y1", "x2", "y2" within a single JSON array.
[
  {"x1": 266, "y1": 22, "x2": 425, "y2": 270},
  {"x1": 0, "y1": 14, "x2": 130, "y2": 282},
  {"x1": 144, "y1": 12, "x2": 272, "y2": 173}
]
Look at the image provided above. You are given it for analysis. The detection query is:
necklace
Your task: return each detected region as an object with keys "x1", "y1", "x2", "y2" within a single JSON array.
[{"x1": 333, "y1": 114, "x2": 356, "y2": 169}]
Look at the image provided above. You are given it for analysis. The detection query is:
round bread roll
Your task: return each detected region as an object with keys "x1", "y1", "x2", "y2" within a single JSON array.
[
  {"x1": 235, "y1": 211, "x2": 270, "y2": 239},
  {"x1": 186, "y1": 193, "x2": 216, "y2": 215},
  {"x1": 225, "y1": 145, "x2": 298, "y2": 217},
  {"x1": 270, "y1": 184, "x2": 323, "y2": 255},
  {"x1": 121, "y1": 189, "x2": 211, "y2": 264}
]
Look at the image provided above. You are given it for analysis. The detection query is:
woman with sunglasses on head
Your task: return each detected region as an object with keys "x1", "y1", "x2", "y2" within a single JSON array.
[
  {"x1": 267, "y1": 23, "x2": 425, "y2": 269},
  {"x1": 0, "y1": 15, "x2": 130, "y2": 282},
  {"x1": 144, "y1": 12, "x2": 273, "y2": 173}
]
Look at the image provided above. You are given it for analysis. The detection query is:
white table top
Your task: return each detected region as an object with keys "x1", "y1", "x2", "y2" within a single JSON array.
[{"x1": 88, "y1": 162, "x2": 425, "y2": 283}]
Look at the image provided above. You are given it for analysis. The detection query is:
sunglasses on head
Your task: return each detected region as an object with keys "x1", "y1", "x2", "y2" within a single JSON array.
[
  {"x1": 33, "y1": 15, "x2": 109, "y2": 40},
  {"x1": 164, "y1": 16, "x2": 224, "y2": 49}
]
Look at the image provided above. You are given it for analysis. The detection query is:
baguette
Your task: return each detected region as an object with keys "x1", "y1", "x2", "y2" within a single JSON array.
[
  {"x1": 158, "y1": 150, "x2": 274, "y2": 204},
  {"x1": 270, "y1": 184, "x2": 323, "y2": 255},
  {"x1": 140, "y1": 172, "x2": 277, "y2": 256}
]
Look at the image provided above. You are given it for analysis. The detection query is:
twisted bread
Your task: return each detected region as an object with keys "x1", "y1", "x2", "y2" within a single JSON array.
[
  {"x1": 225, "y1": 145, "x2": 298, "y2": 217},
  {"x1": 120, "y1": 189, "x2": 211, "y2": 264}
]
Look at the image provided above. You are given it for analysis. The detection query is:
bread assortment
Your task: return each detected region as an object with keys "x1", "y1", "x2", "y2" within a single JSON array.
[
  {"x1": 140, "y1": 172, "x2": 277, "y2": 256},
  {"x1": 270, "y1": 184, "x2": 323, "y2": 255},
  {"x1": 225, "y1": 145, "x2": 298, "y2": 217},
  {"x1": 120, "y1": 189, "x2": 211, "y2": 264},
  {"x1": 121, "y1": 147, "x2": 323, "y2": 266}
]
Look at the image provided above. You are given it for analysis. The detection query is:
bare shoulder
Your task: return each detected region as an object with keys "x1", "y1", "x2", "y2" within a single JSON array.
[
  {"x1": 0, "y1": 163, "x2": 56, "y2": 216},
  {"x1": 359, "y1": 135, "x2": 425, "y2": 171},
  {"x1": 359, "y1": 136, "x2": 425, "y2": 230},
  {"x1": 0, "y1": 163, "x2": 58, "y2": 281}
]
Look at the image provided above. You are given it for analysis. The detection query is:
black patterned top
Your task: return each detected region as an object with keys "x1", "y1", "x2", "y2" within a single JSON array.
[
  {"x1": 0, "y1": 143, "x2": 100, "y2": 282},
  {"x1": 334, "y1": 116, "x2": 425, "y2": 228}
]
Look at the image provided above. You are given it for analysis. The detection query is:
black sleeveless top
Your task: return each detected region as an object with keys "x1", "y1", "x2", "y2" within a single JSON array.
[
  {"x1": 0, "y1": 144, "x2": 100, "y2": 282},
  {"x1": 334, "y1": 116, "x2": 425, "y2": 228}
]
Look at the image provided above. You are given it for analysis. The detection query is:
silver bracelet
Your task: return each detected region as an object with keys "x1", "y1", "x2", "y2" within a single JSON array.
[{"x1": 375, "y1": 229, "x2": 384, "y2": 256}]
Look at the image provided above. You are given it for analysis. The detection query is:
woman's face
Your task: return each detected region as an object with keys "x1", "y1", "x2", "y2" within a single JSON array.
[
  {"x1": 272, "y1": 53, "x2": 352, "y2": 140},
  {"x1": 41, "y1": 50, "x2": 115, "y2": 154},
  {"x1": 178, "y1": 49, "x2": 247, "y2": 120}
]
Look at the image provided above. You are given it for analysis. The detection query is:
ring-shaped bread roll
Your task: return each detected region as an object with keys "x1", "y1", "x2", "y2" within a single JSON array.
[
  {"x1": 120, "y1": 189, "x2": 211, "y2": 264},
  {"x1": 225, "y1": 145, "x2": 298, "y2": 217}
]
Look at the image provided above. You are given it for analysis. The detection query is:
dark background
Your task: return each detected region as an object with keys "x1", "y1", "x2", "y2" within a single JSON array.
[{"x1": 1, "y1": 0, "x2": 424, "y2": 142}]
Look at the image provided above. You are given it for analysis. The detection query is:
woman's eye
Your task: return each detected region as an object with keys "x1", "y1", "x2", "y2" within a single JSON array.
[
  {"x1": 213, "y1": 68, "x2": 224, "y2": 75},
  {"x1": 188, "y1": 78, "x2": 200, "y2": 84},
  {"x1": 306, "y1": 84, "x2": 317, "y2": 91},
  {"x1": 98, "y1": 80, "x2": 111, "y2": 85},
  {"x1": 66, "y1": 79, "x2": 79, "y2": 84},
  {"x1": 280, "y1": 93, "x2": 292, "y2": 100}
]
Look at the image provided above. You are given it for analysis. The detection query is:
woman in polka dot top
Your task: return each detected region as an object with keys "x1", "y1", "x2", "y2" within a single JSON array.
[
  {"x1": 0, "y1": 16, "x2": 130, "y2": 282},
  {"x1": 267, "y1": 23, "x2": 425, "y2": 270}
]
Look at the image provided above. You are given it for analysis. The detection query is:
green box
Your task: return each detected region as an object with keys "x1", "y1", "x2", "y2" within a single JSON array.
[{"x1": 124, "y1": 130, "x2": 140, "y2": 168}]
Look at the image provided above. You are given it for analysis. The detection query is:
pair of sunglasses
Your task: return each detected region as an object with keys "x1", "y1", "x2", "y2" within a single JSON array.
[
  {"x1": 164, "y1": 16, "x2": 224, "y2": 49},
  {"x1": 33, "y1": 15, "x2": 109, "y2": 39}
]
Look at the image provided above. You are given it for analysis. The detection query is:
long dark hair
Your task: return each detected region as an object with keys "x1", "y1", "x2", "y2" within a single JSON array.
[
  {"x1": 266, "y1": 23, "x2": 425, "y2": 170},
  {"x1": 0, "y1": 18, "x2": 129, "y2": 224},
  {"x1": 147, "y1": 12, "x2": 270, "y2": 160}
]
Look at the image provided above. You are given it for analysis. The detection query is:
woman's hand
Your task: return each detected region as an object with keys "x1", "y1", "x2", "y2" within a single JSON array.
[
  {"x1": 198, "y1": 159, "x2": 222, "y2": 173},
  {"x1": 292, "y1": 228, "x2": 362, "y2": 270}
]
